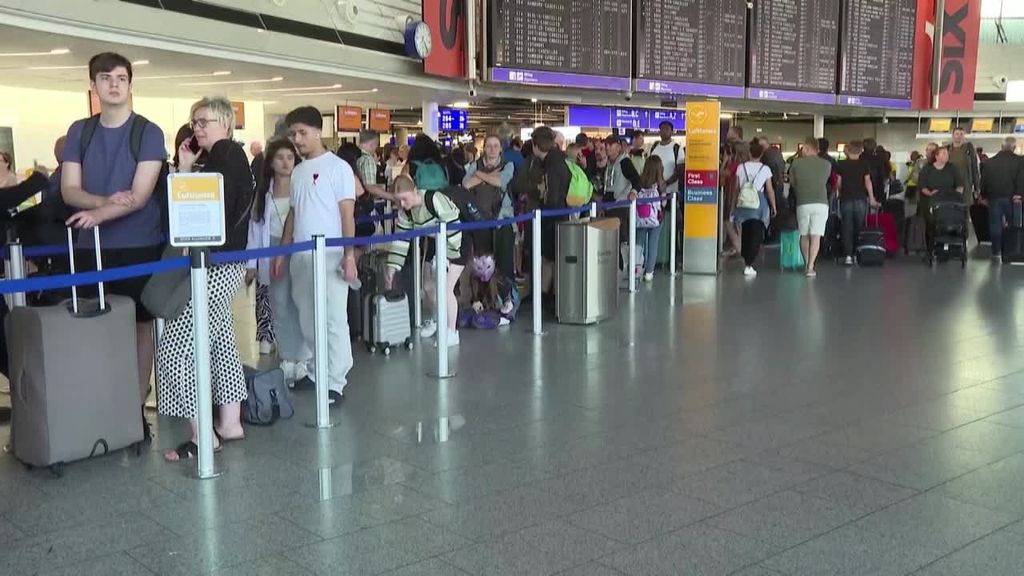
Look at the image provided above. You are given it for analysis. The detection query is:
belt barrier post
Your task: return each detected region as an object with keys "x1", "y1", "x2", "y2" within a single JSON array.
[
  {"x1": 589, "y1": 202, "x2": 598, "y2": 219},
  {"x1": 431, "y1": 222, "x2": 454, "y2": 378},
  {"x1": 669, "y1": 192, "x2": 679, "y2": 276},
  {"x1": 190, "y1": 248, "x2": 221, "y2": 479},
  {"x1": 7, "y1": 242, "x2": 25, "y2": 308},
  {"x1": 531, "y1": 209, "x2": 543, "y2": 335},
  {"x1": 628, "y1": 197, "x2": 637, "y2": 293},
  {"x1": 412, "y1": 237, "x2": 422, "y2": 328},
  {"x1": 312, "y1": 235, "x2": 332, "y2": 428}
]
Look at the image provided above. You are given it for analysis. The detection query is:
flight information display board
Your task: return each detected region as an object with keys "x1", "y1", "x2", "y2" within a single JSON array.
[
  {"x1": 490, "y1": 0, "x2": 631, "y2": 91},
  {"x1": 438, "y1": 108, "x2": 468, "y2": 132},
  {"x1": 566, "y1": 106, "x2": 686, "y2": 131},
  {"x1": 838, "y1": 0, "x2": 917, "y2": 108},
  {"x1": 635, "y1": 0, "x2": 746, "y2": 98},
  {"x1": 748, "y1": 0, "x2": 841, "y2": 104}
]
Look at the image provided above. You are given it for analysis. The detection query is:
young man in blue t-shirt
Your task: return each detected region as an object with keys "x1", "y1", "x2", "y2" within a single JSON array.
[{"x1": 61, "y1": 52, "x2": 167, "y2": 438}]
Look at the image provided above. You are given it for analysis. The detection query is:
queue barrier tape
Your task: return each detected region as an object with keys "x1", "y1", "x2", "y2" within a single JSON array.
[
  {"x1": 210, "y1": 240, "x2": 315, "y2": 266},
  {"x1": 0, "y1": 256, "x2": 188, "y2": 295},
  {"x1": 449, "y1": 214, "x2": 533, "y2": 233},
  {"x1": 324, "y1": 226, "x2": 440, "y2": 249}
]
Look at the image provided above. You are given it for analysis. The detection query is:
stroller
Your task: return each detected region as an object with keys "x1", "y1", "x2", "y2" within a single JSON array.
[{"x1": 928, "y1": 201, "x2": 968, "y2": 268}]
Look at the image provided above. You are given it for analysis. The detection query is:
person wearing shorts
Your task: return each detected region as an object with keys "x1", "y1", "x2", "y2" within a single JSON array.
[{"x1": 788, "y1": 137, "x2": 833, "y2": 277}]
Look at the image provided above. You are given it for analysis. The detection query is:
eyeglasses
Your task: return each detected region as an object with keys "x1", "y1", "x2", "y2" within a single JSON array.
[{"x1": 190, "y1": 117, "x2": 219, "y2": 130}]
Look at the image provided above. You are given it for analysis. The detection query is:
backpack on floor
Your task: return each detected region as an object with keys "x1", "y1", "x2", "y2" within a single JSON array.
[{"x1": 242, "y1": 366, "x2": 293, "y2": 426}]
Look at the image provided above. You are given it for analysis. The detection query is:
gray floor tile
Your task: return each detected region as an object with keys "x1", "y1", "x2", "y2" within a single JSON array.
[
  {"x1": 556, "y1": 563, "x2": 626, "y2": 576},
  {"x1": 0, "y1": 515, "x2": 25, "y2": 546},
  {"x1": 730, "y1": 566, "x2": 785, "y2": 576},
  {"x1": 603, "y1": 522, "x2": 777, "y2": 576},
  {"x1": 565, "y1": 486, "x2": 720, "y2": 545},
  {"x1": 916, "y1": 528, "x2": 1024, "y2": 576},
  {"x1": 209, "y1": 555, "x2": 315, "y2": 576},
  {"x1": 878, "y1": 400, "x2": 990, "y2": 432},
  {"x1": 813, "y1": 420, "x2": 937, "y2": 455},
  {"x1": 847, "y1": 437, "x2": 999, "y2": 490},
  {"x1": 669, "y1": 460, "x2": 814, "y2": 509},
  {"x1": 33, "y1": 552, "x2": 157, "y2": 576},
  {"x1": 934, "y1": 420, "x2": 1024, "y2": 460},
  {"x1": 853, "y1": 491, "x2": 1017, "y2": 554},
  {"x1": 792, "y1": 471, "x2": 918, "y2": 515},
  {"x1": 706, "y1": 490, "x2": 864, "y2": 549},
  {"x1": 983, "y1": 404, "x2": 1024, "y2": 428},
  {"x1": 709, "y1": 416, "x2": 829, "y2": 451},
  {"x1": 381, "y1": 558, "x2": 470, "y2": 575},
  {"x1": 762, "y1": 525, "x2": 944, "y2": 576},
  {"x1": 284, "y1": 518, "x2": 470, "y2": 576},
  {"x1": 276, "y1": 483, "x2": 444, "y2": 539},
  {"x1": 421, "y1": 487, "x2": 590, "y2": 541},
  {"x1": 934, "y1": 453, "x2": 1024, "y2": 517}
]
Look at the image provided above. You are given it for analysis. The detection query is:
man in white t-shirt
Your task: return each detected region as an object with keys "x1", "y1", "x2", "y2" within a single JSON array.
[
  {"x1": 648, "y1": 121, "x2": 685, "y2": 193},
  {"x1": 272, "y1": 106, "x2": 357, "y2": 405}
]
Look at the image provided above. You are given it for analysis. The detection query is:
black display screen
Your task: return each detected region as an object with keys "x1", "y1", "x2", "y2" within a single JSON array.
[
  {"x1": 635, "y1": 0, "x2": 747, "y2": 98},
  {"x1": 838, "y1": 0, "x2": 917, "y2": 108},
  {"x1": 748, "y1": 0, "x2": 842, "y2": 105},
  {"x1": 490, "y1": 0, "x2": 632, "y2": 91}
]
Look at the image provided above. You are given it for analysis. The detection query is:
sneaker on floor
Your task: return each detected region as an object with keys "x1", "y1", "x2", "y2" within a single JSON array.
[
  {"x1": 419, "y1": 319, "x2": 438, "y2": 339},
  {"x1": 328, "y1": 390, "x2": 344, "y2": 406},
  {"x1": 806, "y1": 270, "x2": 817, "y2": 278},
  {"x1": 258, "y1": 341, "x2": 274, "y2": 355},
  {"x1": 643, "y1": 272, "x2": 654, "y2": 282},
  {"x1": 294, "y1": 361, "x2": 310, "y2": 382},
  {"x1": 993, "y1": 254, "x2": 1003, "y2": 262},
  {"x1": 432, "y1": 330, "x2": 460, "y2": 348},
  {"x1": 844, "y1": 256, "x2": 854, "y2": 266},
  {"x1": 743, "y1": 266, "x2": 757, "y2": 277},
  {"x1": 279, "y1": 360, "x2": 296, "y2": 381},
  {"x1": 498, "y1": 317, "x2": 511, "y2": 327}
]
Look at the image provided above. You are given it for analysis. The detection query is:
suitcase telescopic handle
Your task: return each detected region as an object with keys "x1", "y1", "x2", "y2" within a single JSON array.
[{"x1": 65, "y1": 226, "x2": 107, "y2": 317}]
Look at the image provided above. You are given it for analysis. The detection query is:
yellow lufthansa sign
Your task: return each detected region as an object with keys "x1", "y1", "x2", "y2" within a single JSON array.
[
  {"x1": 684, "y1": 101, "x2": 721, "y2": 172},
  {"x1": 167, "y1": 173, "x2": 226, "y2": 247}
]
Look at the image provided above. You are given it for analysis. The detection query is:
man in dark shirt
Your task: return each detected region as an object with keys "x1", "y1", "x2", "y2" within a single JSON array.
[
  {"x1": 981, "y1": 137, "x2": 1024, "y2": 259},
  {"x1": 862, "y1": 138, "x2": 888, "y2": 204},
  {"x1": 835, "y1": 140, "x2": 877, "y2": 264},
  {"x1": 531, "y1": 126, "x2": 570, "y2": 303}
]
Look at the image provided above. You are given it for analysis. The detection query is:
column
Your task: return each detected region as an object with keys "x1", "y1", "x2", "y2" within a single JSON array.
[
  {"x1": 814, "y1": 114, "x2": 825, "y2": 139},
  {"x1": 422, "y1": 101, "x2": 439, "y2": 139}
]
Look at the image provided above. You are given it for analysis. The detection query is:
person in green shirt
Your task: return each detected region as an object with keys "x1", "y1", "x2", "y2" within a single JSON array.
[
  {"x1": 788, "y1": 137, "x2": 833, "y2": 277},
  {"x1": 949, "y1": 127, "x2": 980, "y2": 203}
]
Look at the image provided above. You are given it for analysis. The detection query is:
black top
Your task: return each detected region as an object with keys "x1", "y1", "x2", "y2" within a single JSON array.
[
  {"x1": 202, "y1": 139, "x2": 254, "y2": 252},
  {"x1": 837, "y1": 158, "x2": 870, "y2": 201},
  {"x1": 540, "y1": 148, "x2": 571, "y2": 209},
  {"x1": 918, "y1": 162, "x2": 965, "y2": 203},
  {"x1": 981, "y1": 151, "x2": 1023, "y2": 200}
]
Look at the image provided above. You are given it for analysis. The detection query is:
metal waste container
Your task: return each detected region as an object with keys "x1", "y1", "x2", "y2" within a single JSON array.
[{"x1": 556, "y1": 217, "x2": 619, "y2": 324}]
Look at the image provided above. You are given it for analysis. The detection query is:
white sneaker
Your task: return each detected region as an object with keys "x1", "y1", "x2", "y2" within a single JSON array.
[
  {"x1": 419, "y1": 320, "x2": 438, "y2": 339},
  {"x1": 743, "y1": 266, "x2": 757, "y2": 277},
  {"x1": 294, "y1": 361, "x2": 310, "y2": 382},
  {"x1": 498, "y1": 317, "x2": 511, "y2": 327},
  {"x1": 432, "y1": 330, "x2": 460, "y2": 348},
  {"x1": 279, "y1": 360, "x2": 296, "y2": 381},
  {"x1": 259, "y1": 341, "x2": 273, "y2": 355},
  {"x1": 844, "y1": 256, "x2": 854, "y2": 266},
  {"x1": 643, "y1": 272, "x2": 654, "y2": 282}
]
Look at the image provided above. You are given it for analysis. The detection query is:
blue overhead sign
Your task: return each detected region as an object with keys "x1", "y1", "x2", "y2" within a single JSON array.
[
  {"x1": 566, "y1": 106, "x2": 686, "y2": 131},
  {"x1": 438, "y1": 108, "x2": 468, "y2": 132}
]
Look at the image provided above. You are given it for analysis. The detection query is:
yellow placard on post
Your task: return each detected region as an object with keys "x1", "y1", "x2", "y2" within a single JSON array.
[
  {"x1": 971, "y1": 118, "x2": 994, "y2": 133},
  {"x1": 682, "y1": 100, "x2": 722, "y2": 275},
  {"x1": 168, "y1": 172, "x2": 226, "y2": 247},
  {"x1": 929, "y1": 118, "x2": 952, "y2": 133}
]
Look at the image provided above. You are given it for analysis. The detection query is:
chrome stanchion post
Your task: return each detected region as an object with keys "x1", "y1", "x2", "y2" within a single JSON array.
[
  {"x1": 311, "y1": 235, "x2": 332, "y2": 428},
  {"x1": 412, "y1": 236, "x2": 422, "y2": 329},
  {"x1": 7, "y1": 241, "x2": 25, "y2": 308},
  {"x1": 430, "y1": 222, "x2": 454, "y2": 378},
  {"x1": 628, "y1": 198, "x2": 637, "y2": 293},
  {"x1": 669, "y1": 192, "x2": 679, "y2": 276},
  {"x1": 589, "y1": 202, "x2": 598, "y2": 219},
  {"x1": 531, "y1": 209, "x2": 543, "y2": 335},
  {"x1": 190, "y1": 247, "x2": 221, "y2": 479},
  {"x1": 66, "y1": 229, "x2": 79, "y2": 315}
]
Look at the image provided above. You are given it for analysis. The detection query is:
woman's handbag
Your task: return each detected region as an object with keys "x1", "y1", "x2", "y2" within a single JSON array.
[{"x1": 140, "y1": 245, "x2": 191, "y2": 320}]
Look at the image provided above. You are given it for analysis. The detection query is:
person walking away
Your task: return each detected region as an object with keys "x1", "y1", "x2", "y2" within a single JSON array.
[
  {"x1": 272, "y1": 106, "x2": 357, "y2": 406},
  {"x1": 160, "y1": 96, "x2": 253, "y2": 461},
  {"x1": 722, "y1": 141, "x2": 751, "y2": 258},
  {"x1": 918, "y1": 146, "x2": 965, "y2": 249},
  {"x1": 61, "y1": 52, "x2": 166, "y2": 441},
  {"x1": 835, "y1": 140, "x2": 878, "y2": 265},
  {"x1": 981, "y1": 137, "x2": 1024, "y2": 261},
  {"x1": 633, "y1": 155, "x2": 666, "y2": 281},
  {"x1": 732, "y1": 139, "x2": 777, "y2": 277},
  {"x1": 949, "y1": 127, "x2": 981, "y2": 204},
  {"x1": 385, "y1": 175, "x2": 465, "y2": 346},
  {"x1": 246, "y1": 139, "x2": 312, "y2": 382},
  {"x1": 789, "y1": 138, "x2": 832, "y2": 277}
]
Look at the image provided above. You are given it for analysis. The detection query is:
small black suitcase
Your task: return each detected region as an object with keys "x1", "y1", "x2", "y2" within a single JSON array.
[{"x1": 971, "y1": 203, "x2": 991, "y2": 243}]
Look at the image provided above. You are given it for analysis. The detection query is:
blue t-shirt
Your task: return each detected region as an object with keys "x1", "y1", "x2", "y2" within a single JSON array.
[{"x1": 63, "y1": 114, "x2": 166, "y2": 248}]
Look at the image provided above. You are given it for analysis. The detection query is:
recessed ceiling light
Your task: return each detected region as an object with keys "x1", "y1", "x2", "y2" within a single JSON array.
[
  {"x1": 451, "y1": 101, "x2": 470, "y2": 109},
  {"x1": 133, "y1": 60, "x2": 150, "y2": 66},
  {"x1": 251, "y1": 84, "x2": 342, "y2": 93},
  {"x1": 136, "y1": 71, "x2": 232, "y2": 80},
  {"x1": 278, "y1": 88, "x2": 378, "y2": 97},
  {"x1": 27, "y1": 59, "x2": 148, "y2": 71},
  {"x1": 530, "y1": 98, "x2": 538, "y2": 103},
  {"x1": 0, "y1": 48, "x2": 70, "y2": 57},
  {"x1": 180, "y1": 76, "x2": 283, "y2": 86}
]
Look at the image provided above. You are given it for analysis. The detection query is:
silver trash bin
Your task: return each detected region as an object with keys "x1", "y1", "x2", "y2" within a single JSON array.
[{"x1": 556, "y1": 217, "x2": 620, "y2": 324}]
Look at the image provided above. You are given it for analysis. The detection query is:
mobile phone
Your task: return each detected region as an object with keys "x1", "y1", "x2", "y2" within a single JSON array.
[{"x1": 187, "y1": 137, "x2": 201, "y2": 154}]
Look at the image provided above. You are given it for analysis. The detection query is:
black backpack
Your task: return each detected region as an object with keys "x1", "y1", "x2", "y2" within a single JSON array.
[{"x1": 80, "y1": 114, "x2": 170, "y2": 237}]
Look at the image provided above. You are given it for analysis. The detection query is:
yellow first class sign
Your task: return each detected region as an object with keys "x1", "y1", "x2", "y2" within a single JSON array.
[{"x1": 167, "y1": 172, "x2": 226, "y2": 247}]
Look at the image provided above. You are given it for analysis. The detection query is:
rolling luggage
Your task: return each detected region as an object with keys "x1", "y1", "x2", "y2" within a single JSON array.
[
  {"x1": 362, "y1": 292, "x2": 413, "y2": 355},
  {"x1": 857, "y1": 209, "x2": 887, "y2": 266},
  {"x1": 866, "y1": 209, "x2": 900, "y2": 254},
  {"x1": 1002, "y1": 201, "x2": 1024, "y2": 264},
  {"x1": 906, "y1": 215, "x2": 928, "y2": 254},
  {"x1": 970, "y1": 203, "x2": 991, "y2": 243},
  {"x1": 6, "y1": 227, "x2": 142, "y2": 474}
]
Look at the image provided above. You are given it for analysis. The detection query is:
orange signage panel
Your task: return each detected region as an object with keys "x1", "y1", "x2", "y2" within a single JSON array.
[
  {"x1": 336, "y1": 106, "x2": 363, "y2": 132},
  {"x1": 368, "y1": 109, "x2": 391, "y2": 132},
  {"x1": 231, "y1": 101, "x2": 246, "y2": 130}
]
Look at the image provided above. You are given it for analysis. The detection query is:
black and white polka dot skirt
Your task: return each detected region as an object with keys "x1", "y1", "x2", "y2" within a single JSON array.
[{"x1": 157, "y1": 263, "x2": 247, "y2": 420}]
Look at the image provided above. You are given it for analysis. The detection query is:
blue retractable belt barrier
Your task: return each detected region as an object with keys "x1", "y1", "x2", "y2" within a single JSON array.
[
  {"x1": 0, "y1": 256, "x2": 188, "y2": 295},
  {"x1": 210, "y1": 240, "x2": 315, "y2": 265}
]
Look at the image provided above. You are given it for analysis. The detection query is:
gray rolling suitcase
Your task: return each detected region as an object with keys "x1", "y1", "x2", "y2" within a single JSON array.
[
  {"x1": 362, "y1": 292, "x2": 413, "y2": 356},
  {"x1": 6, "y1": 227, "x2": 143, "y2": 474}
]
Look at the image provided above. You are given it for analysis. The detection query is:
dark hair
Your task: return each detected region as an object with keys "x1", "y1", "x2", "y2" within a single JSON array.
[
  {"x1": 336, "y1": 142, "x2": 363, "y2": 181},
  {"x1": 0, "y1": 150, "x2": 12, "y2": 171},
  {"x1": 640, "y1": 155, "x2": 664, "y2": 190},
  {"x1": 520, "y1": 140, "x2": 533, "y2": 157},
  {"x1": 845, "y1": 139, "x2": 864, "y2": 155},
  {"x1": 749, "y1": 138, "x2": 765, "y2": 159},
  {"x1": 863, "y1": 138, "x2": 877, "y2": 151},
  {"x1": 532, "y1": 126, "x2": 557, "y2": 153},
  {"x1": 818, "y1": 138, "x2": 830, "y2": 152},
  {"x1": 659, "y1": 120, "x2": 674, "y2": 131},
  {"x1": 510, "y1": 136, "x2": 523, "y2": 149},
  {"x1": 730, "y1": 125, "x2": 744, "y2": 139},
  {"x1": 89, "y1": 52, "x2": 133, "y2": 83},
  {"x1": 574, "y1": 132, "x2": 589, "y2": 146},
  {"x1": 408, "y1": 133, "x2": 442, "y2": 164},
  {"x1": 284, "y1": 106, "x2": 322, "y2": 131},
  {"x1": 253, "y1": 139, "x2": 301, "y2": 222},
  {"x1": 172, "y1": 123, "x2": 193, "y2": 168}
]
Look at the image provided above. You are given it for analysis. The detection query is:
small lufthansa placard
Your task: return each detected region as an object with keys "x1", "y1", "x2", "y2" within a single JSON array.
[{"x1": 167, "y1": 173, "x2": 226, "y2": 248}]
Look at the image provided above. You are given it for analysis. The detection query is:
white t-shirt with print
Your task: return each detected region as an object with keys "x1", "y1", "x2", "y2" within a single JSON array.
[
  {"x1": 649, "y1": 142, "x2": 685, "y2": 193},
  {"x1": 290, "y1": 151, "x2": 356, "y2": 243}
]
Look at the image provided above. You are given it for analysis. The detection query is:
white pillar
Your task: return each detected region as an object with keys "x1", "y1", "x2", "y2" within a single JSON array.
[
  {"x1": 814, "y1": 114, "x2": 825, "y2": 139},
  {"x1": 422, "y1": 101, "x2": 439, "y2": 139}
]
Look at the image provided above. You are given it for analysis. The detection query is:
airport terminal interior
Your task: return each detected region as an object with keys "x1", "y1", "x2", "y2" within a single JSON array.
[{"x1": 4, "y1": 0, "x2": 1024, "y2": 574}]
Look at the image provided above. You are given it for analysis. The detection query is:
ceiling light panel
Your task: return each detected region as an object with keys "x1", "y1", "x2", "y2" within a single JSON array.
[
  {"x1": 136, "y1": 71, "x2": 232, "y2": 80},
  {"x1": 179, "y1": 76, "x2": 283, "y2": 86}
]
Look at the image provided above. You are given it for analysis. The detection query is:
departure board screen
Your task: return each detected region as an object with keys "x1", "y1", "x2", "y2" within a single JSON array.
[
  {"x1": 838, "y1": 0, "x2": 917, "y2": 108},
  {"x1": 490, "y1": 0, "x2": 631, "y2": 91},
  {"x1": 748, "y1": 0, "x2": 841, "y2": 105},
  {"x1": 635, "y1": 0, "x2": 746, "y2": 98}
]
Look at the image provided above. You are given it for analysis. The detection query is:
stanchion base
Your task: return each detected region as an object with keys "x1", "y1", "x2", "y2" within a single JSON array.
[
  {"x1": 304, "y1": 420, "x2": 340, "y2": 429},
  {"x1": 193, "y1": 464, "x2": 225, "y2": 480},
  {"x1": 529, "y1": 329, "x2": 548, "y2": 336},
  {"x1": 427, "y1": 370, "x2": 457, "y2": 379}
]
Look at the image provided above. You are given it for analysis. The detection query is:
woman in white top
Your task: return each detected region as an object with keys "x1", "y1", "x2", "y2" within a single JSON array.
[
  {"x1": 246, "y1": 139, "x2": 312, "y2": 382},
  {"x1": 731, "y1": 139, "x2": 777, "y2": 277}
]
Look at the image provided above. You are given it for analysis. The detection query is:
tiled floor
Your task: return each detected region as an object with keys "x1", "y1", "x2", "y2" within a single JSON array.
[{"x1": 4, "y1": 256, "x2": 1024, "y2": 575}]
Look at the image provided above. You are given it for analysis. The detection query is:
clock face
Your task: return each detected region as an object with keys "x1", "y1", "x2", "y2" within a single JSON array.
[{"x1": 414, "y1": 23, "x2": 432, "y2": 58}]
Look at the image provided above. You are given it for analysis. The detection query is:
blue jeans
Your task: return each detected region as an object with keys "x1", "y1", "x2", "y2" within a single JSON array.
[
  {"x1": 637, "y1": 225, "x2": 662, "y2": 275},
  {"x1": 990, "y1": 197, "x2": 1014, "y2": 255},
  {"x1": 841, "y1": 199, "x2": 868, "y2": 257}
]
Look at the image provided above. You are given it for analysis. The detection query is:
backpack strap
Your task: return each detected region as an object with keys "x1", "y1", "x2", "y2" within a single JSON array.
[
  {"x1": 79, "y1": 114, "x2": 101, "y2": 160},
  {"x1": 673, "y1": 143, "x2": 680, "y2": 164},
  {"x1": 423, "y1": 189, "x2": 440, "y2": 221},
  {"x1": 128, "y1": 114, "x2": 149, "y2": 163}
]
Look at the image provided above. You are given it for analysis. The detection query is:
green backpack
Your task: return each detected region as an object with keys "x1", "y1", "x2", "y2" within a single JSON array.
[{"x1": 565, "y1": 160, "x2": 594, "y2": 207}]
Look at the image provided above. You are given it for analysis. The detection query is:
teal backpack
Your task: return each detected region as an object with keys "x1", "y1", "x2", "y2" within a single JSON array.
[{"x1": 412, "y1": 160, "x2": 448, "y2": 191}]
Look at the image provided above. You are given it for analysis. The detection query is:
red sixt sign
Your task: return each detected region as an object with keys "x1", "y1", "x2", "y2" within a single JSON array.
[
  {"x1": 912, "y1": 0, "x2": 982, "y2": 110},
  {"x1": 423, "y1": 0, "x2": 466, "y2": 79}
]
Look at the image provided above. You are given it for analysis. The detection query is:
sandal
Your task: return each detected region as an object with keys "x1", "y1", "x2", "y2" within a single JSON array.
[
  {"x1": 214, "y1": 430, "x2": 245, "y2": 444},
  {"x1": 164, "y1": 440, "x2": 223, "y2": 462}
]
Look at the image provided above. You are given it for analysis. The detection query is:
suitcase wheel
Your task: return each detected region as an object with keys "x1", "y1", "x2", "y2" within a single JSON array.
[
  {"x1": 49, "y1": 462, "x2": 65, "y2": 478},
  {"x1": 383, "y1": 346, "x2": 392, "y2": 357},
  {"x1": 367, "y1": 344, "x2": 376, "y2": 354}
]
